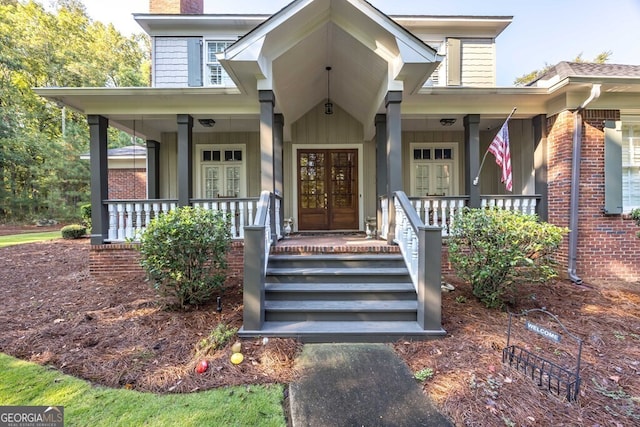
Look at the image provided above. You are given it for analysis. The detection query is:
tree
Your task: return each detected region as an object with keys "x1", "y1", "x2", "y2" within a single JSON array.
[
  {"x1": 0, "y1": 0, "x2": 150, "y2": 221},
  {"x1": 514, "y1": 51, "x2": 612, "y2": 86}
]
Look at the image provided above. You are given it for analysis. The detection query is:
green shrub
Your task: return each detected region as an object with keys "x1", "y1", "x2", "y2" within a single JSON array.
[
  {"x1": 630, "y1": 208, "x2": 640, "y2": 238},
  {"x1": 60, "y1": 224, "x2": 87, "y2": 239},
  {"x1": 80, "y1": 203, "x2": 91, "y2": 230},
  {"x1": 448, "y1": 208, "x2": 568, "y2": 309},
  {"x1": 138, "y1": 207, "x2": 231, "y2": 309}
]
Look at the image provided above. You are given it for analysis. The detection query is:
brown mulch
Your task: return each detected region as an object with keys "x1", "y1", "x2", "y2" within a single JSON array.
[{"x1": 1, "y1": 236, "x2": 639, "y2": 426}]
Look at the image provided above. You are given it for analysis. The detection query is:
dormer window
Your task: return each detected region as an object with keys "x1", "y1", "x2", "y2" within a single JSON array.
[{"x1": 206, "y1": 41, "x2": 234, "y2": 86}]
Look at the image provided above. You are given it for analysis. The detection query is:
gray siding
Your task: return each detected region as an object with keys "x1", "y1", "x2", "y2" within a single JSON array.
[
  {"x1": 461, "y1": 39, "x2": 495, "y2": 87},
  {"x1": 401, "y1": 131, "x2": 465, "y2": 194},
  {"x1": 154, "y1": 37, "x2": 192, "y2": 88}
]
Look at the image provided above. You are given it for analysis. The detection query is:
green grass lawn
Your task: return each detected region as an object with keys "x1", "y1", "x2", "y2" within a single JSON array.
[
  {"x1": 0, "y1": 231, "x2": 62, "y2": 247},
  {"x1": 0, "y1": 353, "x2": 287, "y2": 427}
]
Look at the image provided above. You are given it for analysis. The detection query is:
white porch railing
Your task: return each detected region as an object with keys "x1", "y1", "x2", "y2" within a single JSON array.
[
  {"x1": 394, "y1": 195, "x2": 422, "y2": 291},
  {"x1": 380, "y1": 194, "x2": 541, "y2": 239},
  {"x1": 481, "y1": 195, "x2": 538, "y2": 215},
  {"x1": 105, "y1": 197, "x2": 261, "y2": 242}
]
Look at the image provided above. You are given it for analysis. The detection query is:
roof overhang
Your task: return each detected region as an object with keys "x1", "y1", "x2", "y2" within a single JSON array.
[
  {"x1": 218, "y1": 0, "x2": 442, "y2": 139},
  {"x1": 39, "y1": 78, "x2": 640, "y2": 139}
]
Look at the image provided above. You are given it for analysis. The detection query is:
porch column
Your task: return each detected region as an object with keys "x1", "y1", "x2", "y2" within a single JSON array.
[
  {"x1": 464, "y1": 114, "x2": 481, "y2": 208},
  {"x1": 375, "y1": 114, "x2": 387, "y2": 237},
  {"x1": 146, "y1": 140, "x2": 160, "y2": 199},
  {"x1": 274, "y1": 113, "x2": 284, "y2": 196},
  {"x1": 386, "y1": 91, "x2": 402, "y2": 244},
  {"x1": 375, "y1": 114, "x2": 388, "y2": 198},
  {"x1": 177, "y1": 114, "x2": 193, "y2": 207},
  {"x1": 259, "y1": 90, "x2": 275, "y2": 192},
  {"x1": 533, "y1": 114, "x2": 548, "y2": 221},
  {"x1": 88, "y1": 115, "x2": 109, "y2": 245}
]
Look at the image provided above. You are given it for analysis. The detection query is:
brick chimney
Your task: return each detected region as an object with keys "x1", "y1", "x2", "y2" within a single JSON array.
[{"x1": 149, "y1": 0, "x2": 203, "y2": 14}]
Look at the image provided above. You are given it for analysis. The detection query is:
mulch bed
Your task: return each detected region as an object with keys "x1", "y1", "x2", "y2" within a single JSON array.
[{"x1": 1, "y1": 236, "x2": 638, "y2": 426}]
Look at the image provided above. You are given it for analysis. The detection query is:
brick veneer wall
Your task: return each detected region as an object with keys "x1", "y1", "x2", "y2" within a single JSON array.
[
  {"x1": 89, "y1": 241, "x2": 245, "y2": 285},
  {"x1": 108, "y1": 169, "x2": 147, "y2": 200},
  {"x1": 149, "y1": 0, "x2": 203, "y2": 14},
  {"x1": 547, "y1": 109, "x2": 640, "y2": 284}
]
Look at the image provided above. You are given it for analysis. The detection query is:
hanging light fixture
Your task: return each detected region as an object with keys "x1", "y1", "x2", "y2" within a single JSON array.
[{"x1": 324, "y1": 66, "x2": 333, "y2": 115}]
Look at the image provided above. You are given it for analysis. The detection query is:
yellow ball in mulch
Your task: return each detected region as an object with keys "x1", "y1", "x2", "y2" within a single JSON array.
[{"x1": 230, "y1": 352, "x2": 244, "y2": 365}]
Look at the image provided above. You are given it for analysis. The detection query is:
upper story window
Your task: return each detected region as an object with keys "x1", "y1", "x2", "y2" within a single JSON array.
[{"x1": 206, "y1": 41, "x2": 234, "y2": 87}]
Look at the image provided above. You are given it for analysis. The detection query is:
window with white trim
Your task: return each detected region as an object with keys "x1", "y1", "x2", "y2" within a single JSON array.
[
  {"x1": 198, "y1": 146, "x2": 245, "y2": 198},
  {"x1": 622, "y1": 122, "x2": 640, "y2": 211},
  {"x1": 205, "y1": 41, "x2": 234, "y2": 87},
  {"x1": 410, "y1": 143, "x2": 457, "y2": 196}
]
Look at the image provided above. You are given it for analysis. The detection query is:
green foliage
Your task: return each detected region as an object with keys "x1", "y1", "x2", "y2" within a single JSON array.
[
  {"x1": 196, "y1": 323, "x2": 239, "y2": 356},
  {"x1": 0, "y1": 353, "x2": 287, "y2": 426},
  {"x1": 448, "y1": 208, "x2": 568, "y2": 309},
  {"x1": 630, "y1": 209, "x2": 640, "y2": 238},
  {"x1": 60, "y1": 223, "x2": 86, "y2": 239},
  {"x1": 139, "y1": 207, "x2": 231, "y2": 309},
  {"x1": 0, "y1": 0, "x2": 150, "y2": 222},
  {"x1": 414, "y1": 368, "x2": 434, "y2": 382},
  {"x1": 80, "y1": 203, "x2": 91, "y2": 229}
]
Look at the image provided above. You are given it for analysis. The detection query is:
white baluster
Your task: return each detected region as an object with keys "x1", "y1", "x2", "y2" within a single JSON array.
[
  {"x1": 144, "y1": 203, "x2": 151, "y2": 229},
  {"x1": 116, "y1": 203, "x2": 125, "y2": 241},
  {"x1": 248, "y1": 201, "x2": 255, "y2": 225},
  {"x1": 125, "y1": 203, "x2": 134, "y2": 239},
  {"x1": 108, "y1": 204, "x2": 117, "y2": 241},
  {"x1": 432, "y1": 200, "x2": 439, "y2": 228},
  {"x1": 230, "y1": 202, "x2": 237, "y2": 238},
  {"x1": 275, "y1": 198, "x2": 282, "y2": 239},
  {"x1": 238, "y1": 201, "x2": 246, "y2": 238},
  {"x1": 134, "y1": 203, "x2": 143, "y2": 239}
]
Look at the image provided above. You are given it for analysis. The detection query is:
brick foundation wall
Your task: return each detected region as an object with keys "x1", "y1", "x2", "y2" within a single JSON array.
[
  {"x1": 149, "y1": 0, "x2": 203, "y2": 14},
  {"x1": 89, "y1": 241, "x2": 245, "y2": 285},
  {"x1": 108, "y1": 169, "x2": 147, "y2": 200},
  {"x1": 547, "y1": 109, "x2": 640, "y2": 284}
]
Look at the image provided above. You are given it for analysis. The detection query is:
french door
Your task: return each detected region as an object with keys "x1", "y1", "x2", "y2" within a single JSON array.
[{"x1": 297, "y1": 149, "x2": 359, "y2": 230}]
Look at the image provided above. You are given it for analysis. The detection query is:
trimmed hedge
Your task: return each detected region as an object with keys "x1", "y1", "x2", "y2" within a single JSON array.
[{"x1": 61, "y1": 224, "x2": 87, "y2": 239}]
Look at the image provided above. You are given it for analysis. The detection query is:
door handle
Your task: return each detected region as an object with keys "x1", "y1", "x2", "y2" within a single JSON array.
[{"x1": 324, "y1": 193, "x2": 328, "y2": 209}]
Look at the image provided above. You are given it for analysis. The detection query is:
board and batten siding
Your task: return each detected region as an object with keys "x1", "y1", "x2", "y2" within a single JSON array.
[
  {"x1": 157, "y1": 132, "x2": 260, "y2": 199},
  {"x1": 477, "y1": 119, "x2": 535, "y2": 195},
  {"x1": 153, "y1": 37, "x2": 192, "y2": 88},
  {"x1": 401, "y1": 131, "x2": 465, "y2": 195},
  {"x1": 460, "y1": 39, "x2": 496, "y2": 87}
]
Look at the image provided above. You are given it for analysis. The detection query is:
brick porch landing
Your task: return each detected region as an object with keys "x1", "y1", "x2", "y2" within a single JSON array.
[{"x1": 272, "y1": 232, "x2": 400, "y2": 254}]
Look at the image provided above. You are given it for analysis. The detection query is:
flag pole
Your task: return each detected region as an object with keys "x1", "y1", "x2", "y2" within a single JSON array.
[{"x1": 473, "y1": 107, "x2": 517, "y2": 186}]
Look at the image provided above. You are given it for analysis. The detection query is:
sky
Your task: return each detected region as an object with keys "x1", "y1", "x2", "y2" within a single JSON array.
[{"x1": 77, "y1": 0, "x2": 640, "y2": 86}]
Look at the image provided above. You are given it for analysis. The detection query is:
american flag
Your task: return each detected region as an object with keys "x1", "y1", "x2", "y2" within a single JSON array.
[{"x1": 487, "y1": 120, "x2": 512, "y2": 192}]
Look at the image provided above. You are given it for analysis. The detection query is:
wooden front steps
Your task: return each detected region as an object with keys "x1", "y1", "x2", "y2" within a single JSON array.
[{"x1": 239, "y1": 244, "x2": 446, "y2": 342}]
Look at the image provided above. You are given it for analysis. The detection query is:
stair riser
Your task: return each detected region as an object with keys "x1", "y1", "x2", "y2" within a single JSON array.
[
  {"x1": 265, "y1": 312, "x2": 417, "y2": 322},
  {"x1": 268, "y1": 260, "x2": 406, "y2": 269},
  {"x1": 266, "y1": 274, "x2": 410, "y2": 284},
  {"x1": 265, "y1": 292, "x2": 416, "y2": 301}
]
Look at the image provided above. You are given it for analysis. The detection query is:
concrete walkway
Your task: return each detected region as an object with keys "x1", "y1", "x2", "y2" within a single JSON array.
[{"x1": 289, "y1": 343, "x2": 453, "y2": 427}]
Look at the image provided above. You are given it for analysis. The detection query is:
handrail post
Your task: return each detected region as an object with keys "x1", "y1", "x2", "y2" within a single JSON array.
[
  {"x1": 243, "y1": 225, "x2": 266, "y2": 330},
  {"x1": 417, "y1": 225, "x2": 443, "y2": 331}
]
